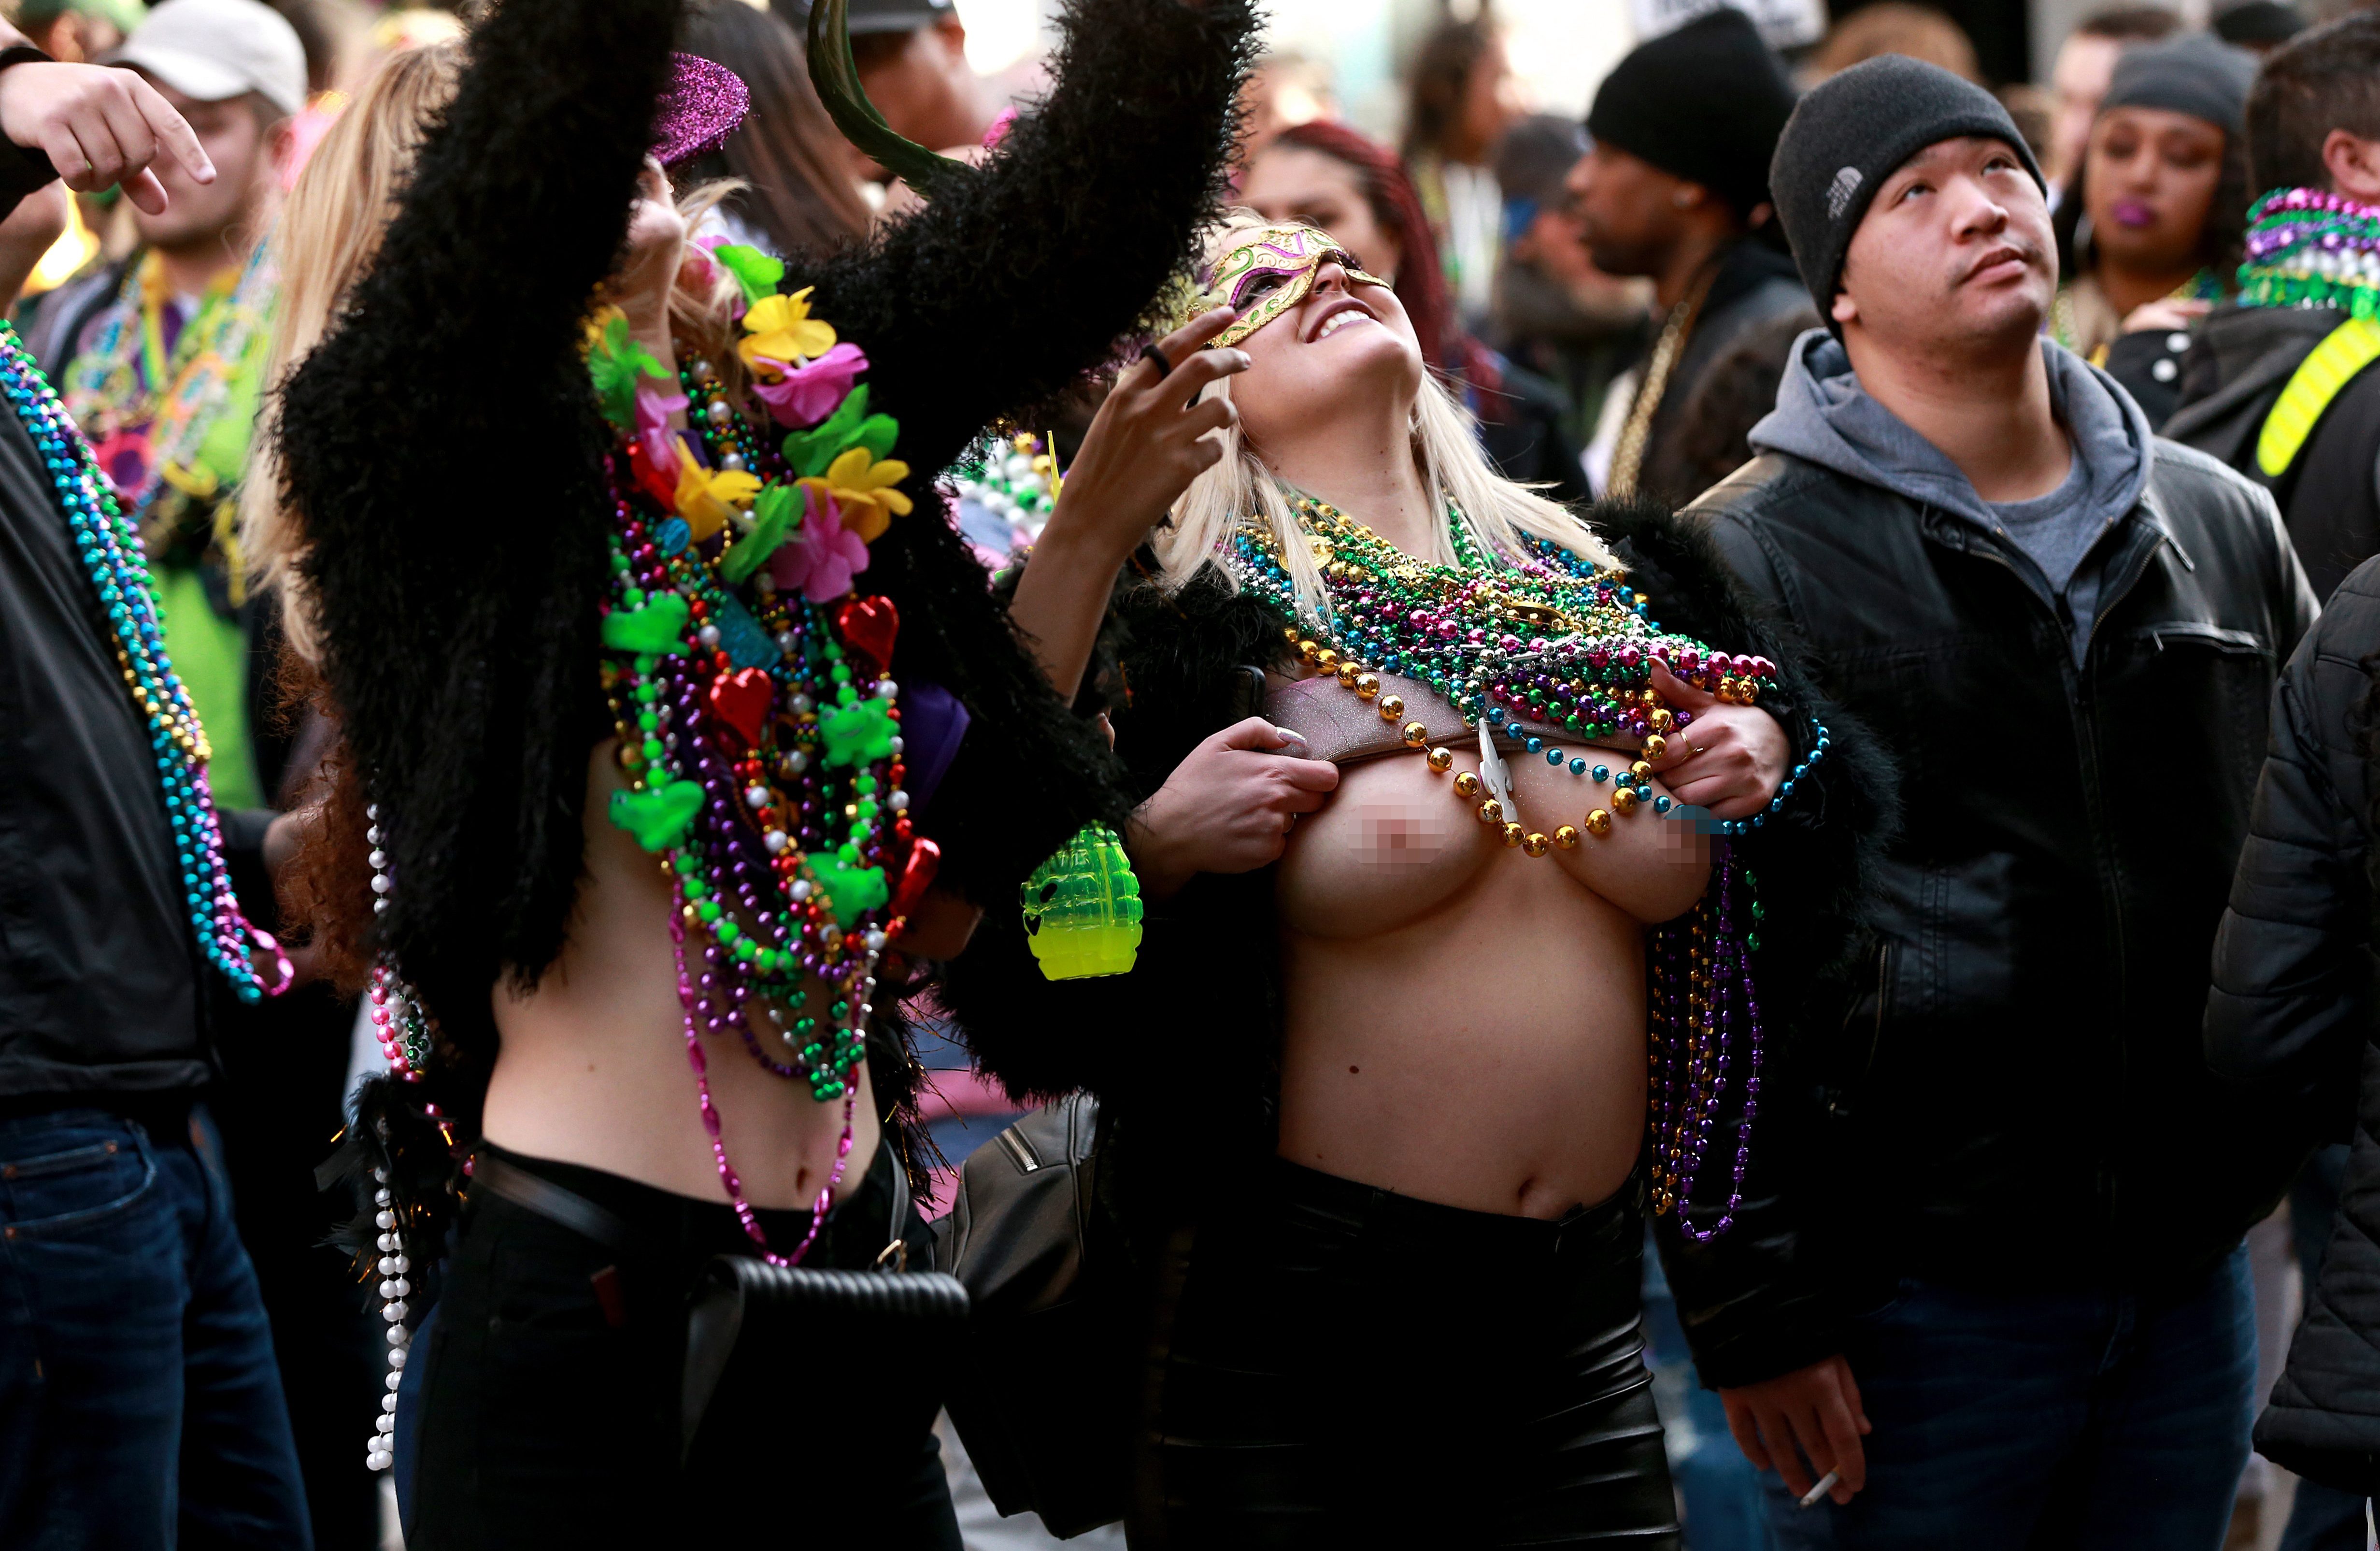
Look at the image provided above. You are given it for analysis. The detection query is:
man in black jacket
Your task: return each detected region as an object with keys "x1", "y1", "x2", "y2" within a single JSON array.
[
  {"x1": 1675, "y1": 55, "x2": 2318, "y2": 1548},
  {"x1": 1567, "y1": 7, "x2": 1815, "y2": 506},
  {"x1": 0, "y1": 45, "x2": 314, "y2": 1551},
  {"x1": 2164, "y1": 12, "x2": 2380, "y2": 603}
]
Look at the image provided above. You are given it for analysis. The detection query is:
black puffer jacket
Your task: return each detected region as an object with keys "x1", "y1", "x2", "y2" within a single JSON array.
[
  {"x1": 2205, "y1": 559, "x2": 2380, "y2": 1494},
  {"x1": 1686, "y1": 436, "x2": 2318, "y2": 1384}
]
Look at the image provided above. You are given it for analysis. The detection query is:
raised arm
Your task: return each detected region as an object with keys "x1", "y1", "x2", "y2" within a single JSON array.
[
  {"x1": 798, "y1": 0, "x2": 1258, "y2": 482},
  {"x1": 273, "y1": 0, "x2": 678, "y2": 1003}
]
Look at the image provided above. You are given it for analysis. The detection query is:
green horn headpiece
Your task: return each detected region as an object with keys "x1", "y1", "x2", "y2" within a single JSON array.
[{"x1": 806, "y1": 0, "x2": 980, "y2": 203}]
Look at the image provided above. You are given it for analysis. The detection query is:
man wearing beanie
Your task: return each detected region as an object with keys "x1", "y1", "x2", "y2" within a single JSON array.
[
  {"x1": 1568, "y1": 5, "x2": 1814, "y2": 503},
  {"x1": 2166, "y1": 10, "x2": 2380, "y2": 603},
  {"x1": 1665, "y1": 52, "x2": 2317, "y2": 1547}
]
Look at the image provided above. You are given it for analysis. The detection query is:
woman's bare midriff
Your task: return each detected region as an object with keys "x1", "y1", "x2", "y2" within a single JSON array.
[
  {"x1": 480, "y1": 743, "x2": 877, "y2": 1211},
  {"x1": 1275, "y1": 735, "x2": 1709, "y2": 1221}
]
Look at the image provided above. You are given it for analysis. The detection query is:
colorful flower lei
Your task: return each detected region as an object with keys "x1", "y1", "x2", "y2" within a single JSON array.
[{"x1": 590, "y1": 243, "x2": 933, "y2": 1263}]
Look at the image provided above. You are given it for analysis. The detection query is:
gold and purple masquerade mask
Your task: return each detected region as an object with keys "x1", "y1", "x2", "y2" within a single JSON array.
[{"x1": 1205, "y1": 224, "x2": 1392, "y2": 350}]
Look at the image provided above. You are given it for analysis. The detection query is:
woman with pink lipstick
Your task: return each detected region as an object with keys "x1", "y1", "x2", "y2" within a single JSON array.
[
  {"x1": 951, "y1": 216, "x2": 1892, "y2": 1544},
  {"x1": 2050, "y1": 33, "x2": 2254, "y2": 418}
]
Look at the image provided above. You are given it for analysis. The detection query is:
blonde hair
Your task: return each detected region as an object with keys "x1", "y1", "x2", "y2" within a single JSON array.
[
  {"x1": 1152, "y1": 215, "x2": 1616, "y2": 621},
  {"x1": 242, "y1": 43, "x2": 466, "y2": 667},
  {"x1": 243, "y1": 43, "x2": 752, "y2": 666}
]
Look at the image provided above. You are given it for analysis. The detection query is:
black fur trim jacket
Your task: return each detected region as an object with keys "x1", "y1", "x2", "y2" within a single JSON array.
[
  {"x1": 941, "y1": 500, "x2": 1897, "y2": 1386},
  {"x1": 274, "y1": 0, "x2": 1253, "y2": 1136}
]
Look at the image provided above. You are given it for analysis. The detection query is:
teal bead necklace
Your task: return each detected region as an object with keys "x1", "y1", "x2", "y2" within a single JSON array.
[
  {"x1": 1224, "y1": 495, "x2": 1793, "y2": 836},
  {"x1": 0, "y1": 321, "x2": 285, "y2": 1002}
]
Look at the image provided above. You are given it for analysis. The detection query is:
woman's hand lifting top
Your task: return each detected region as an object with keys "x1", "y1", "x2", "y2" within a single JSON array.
[
  {"x1": 1129, "y1": 718, "x2": 1339, "y2": 901},
  {"x1": 1009, "y1": 306, "x2": 1250, "y2": 702},
  {"x1": 1643, "y1": 662, "x2": 1790, "y2": 821}
]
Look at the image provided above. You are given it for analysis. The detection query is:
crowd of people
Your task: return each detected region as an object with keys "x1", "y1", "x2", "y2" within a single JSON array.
[{"x1": 6, "y1": 0, "x2": 2380, "y2": 1548}]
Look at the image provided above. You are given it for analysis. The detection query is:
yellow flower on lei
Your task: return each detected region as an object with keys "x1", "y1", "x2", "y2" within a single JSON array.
[
  {"x1": 738, "y1": 288, "x2": 837, "y2": 378},
  {"x1": 674, "y1": 445, "x2": 762, "y2": 541},
  {"x1": 799, "y1": 446, "x2": 912, "y2": 542}
]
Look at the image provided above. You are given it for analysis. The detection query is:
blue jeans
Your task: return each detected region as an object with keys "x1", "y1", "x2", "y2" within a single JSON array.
[
  {"x1": 1765, "y1": 1247, "x2": 2255, "y2": 1551},
  {"x1": 0, "y1": 1104, "x2": 312, "y2": 1549},
  {"x1": 1643, "y1": 1231, "x2": 1776, "y2": 1551}
]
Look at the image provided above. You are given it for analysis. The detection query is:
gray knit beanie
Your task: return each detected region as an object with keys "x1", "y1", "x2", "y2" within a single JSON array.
[
  {"x1": 2102, "y1": 33, "x2": 2257, "y2": 140},
  {"x1": 1768, "y1": 54, "x2": 2045, "y2": 320}
]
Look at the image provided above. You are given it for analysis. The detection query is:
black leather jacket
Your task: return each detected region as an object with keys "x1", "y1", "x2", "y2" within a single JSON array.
[
  {"x1": 1675, "y1": 438, "x2": 2318, "y2": 1387},
  {"x1": 2206, "y1": 560, "x2": 2380, "y2": 1494}
]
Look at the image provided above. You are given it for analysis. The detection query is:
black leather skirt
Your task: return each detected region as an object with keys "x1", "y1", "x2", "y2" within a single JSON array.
[
  {"x1": 1133, "y1": 1157, "x2": 1680, "y2": 1549},
  {"x1": 407, "y1": 1142, "x2": 958, "y2": 1550}
]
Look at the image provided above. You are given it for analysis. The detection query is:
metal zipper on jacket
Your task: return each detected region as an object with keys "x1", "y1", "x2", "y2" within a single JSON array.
[
  {"x1": 1924, "y1": 506, "x2": 2169, "y2": 1240},
  {"x1": 2066, "y1": 526, "x2": 2171, "y2": 1242}
]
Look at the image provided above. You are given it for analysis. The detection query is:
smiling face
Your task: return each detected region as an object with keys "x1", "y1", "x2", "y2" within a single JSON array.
[
  {"x1": 2082, "y1": 105, "x2": 2225, "y2": 276},
  {"x1": 1203, "y1": 223, "x2": 1423, "y2": 458},
  {"x1": 1835, "y1": 135, "x2": 2056, "y2": 360}
]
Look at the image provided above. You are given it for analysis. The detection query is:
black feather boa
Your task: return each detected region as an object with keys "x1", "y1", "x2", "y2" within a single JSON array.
[
  {"x1": 941, "y1": 499, "x2": 1899, "y2": 1239},
  {"x1": 274, "y1": 0, "x2": 1255, "y2": 1249}
]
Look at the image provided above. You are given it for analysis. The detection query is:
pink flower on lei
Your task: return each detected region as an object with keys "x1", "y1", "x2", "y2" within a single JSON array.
[
  {"x1": 769, "y1": 484, "x2": 871, "y2": 603},
  {"x1": 748, "y1": 342, "x2": 867, "y2": 429},
  {"x1": 633, "y1": 380, "x2": 689, "y2": 474}
]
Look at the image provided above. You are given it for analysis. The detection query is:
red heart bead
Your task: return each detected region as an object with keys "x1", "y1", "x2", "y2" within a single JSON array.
[
  {"x1": 837, "y1": 595, "x2": 899, "y2": 671},
  {"x1": 623, "y1": 438, "x2": 679, "y2": 512},
  {"x1": 706, "y1": 667, "x2": 774, "y2": 750},
  {"x1": 889, "y1": 836, "x2": 941, "y2": 918}
]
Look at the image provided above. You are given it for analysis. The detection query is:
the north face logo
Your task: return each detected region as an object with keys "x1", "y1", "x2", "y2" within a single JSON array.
[{"x1": 1826, "y1": 166, "x2": 1863, "y2": 221}]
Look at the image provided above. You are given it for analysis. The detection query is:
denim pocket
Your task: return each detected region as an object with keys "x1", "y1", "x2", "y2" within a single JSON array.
[{"x1": 0, "y1": 1130, "x2": 158, "y2": 1237}]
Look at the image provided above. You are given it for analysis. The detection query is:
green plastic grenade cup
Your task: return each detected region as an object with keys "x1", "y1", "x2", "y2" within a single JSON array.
[{"x1": 1021, "y1": 822, "x2": 1143, "y2": 978}]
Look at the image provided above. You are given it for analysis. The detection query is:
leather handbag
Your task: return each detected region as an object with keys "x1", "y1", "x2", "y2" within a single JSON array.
[
  {"x1": 938, "y1": 1093, "x2": 1138, "y2": 1537},
  {"x1": 681, "y1": 1165, "x2": 970, "y2": 1462}
]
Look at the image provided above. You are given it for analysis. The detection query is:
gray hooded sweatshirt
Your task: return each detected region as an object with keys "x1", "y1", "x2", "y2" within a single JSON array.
[{"x1": 1747, "y1": 329, "x2": 2154, "y2": 659}]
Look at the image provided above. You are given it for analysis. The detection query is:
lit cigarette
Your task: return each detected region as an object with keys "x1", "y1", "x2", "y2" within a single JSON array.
[{"x1": 1799, "y1": 1470, "x2": 1840, "y2": 1509}]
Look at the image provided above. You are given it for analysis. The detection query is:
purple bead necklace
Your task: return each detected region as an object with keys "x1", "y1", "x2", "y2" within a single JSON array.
[{"x1": 1647, "y1": 852, "x2": 1767, "y2": 1240}]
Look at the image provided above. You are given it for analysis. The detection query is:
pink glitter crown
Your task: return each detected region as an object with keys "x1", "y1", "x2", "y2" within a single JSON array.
[{"x1": 653, "y1": 54, "x2": 750, "y2": 166}]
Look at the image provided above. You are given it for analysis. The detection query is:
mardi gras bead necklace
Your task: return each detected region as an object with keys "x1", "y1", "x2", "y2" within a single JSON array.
[
  {"x1": 61, "y1": 243, "x2": 277, "y2": 521},
  {"x1": 951, "y1": 430, "x2": 1063, "y2": 544},
  {"x1": 596, "y1": 246, "x2": 934, "y2": 1256},
  {"x1": 0, "y1": 322, "x2": 286, "y2": 1003},
  {"x1": 2238, "y1": 187, "x2": 2380, "y2": 320},
  {"x1": 1222, "y1": 493, "x2": 1824, "y2": 1237},
  {"x1": 1224, "y1": 495, "x2": 1815, "y2": 841}
]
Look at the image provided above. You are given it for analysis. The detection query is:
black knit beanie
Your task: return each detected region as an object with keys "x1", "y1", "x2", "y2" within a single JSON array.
[
  {"x1": 2102, "y1": 33, "x2": 2257, "y2": 139},
  {"x1": 1769, "y1": 53, "x2": 2044, "y2": 318},
  {"x1": 1585, "y1": 8, "x2": 1797, "y2": 220}
]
